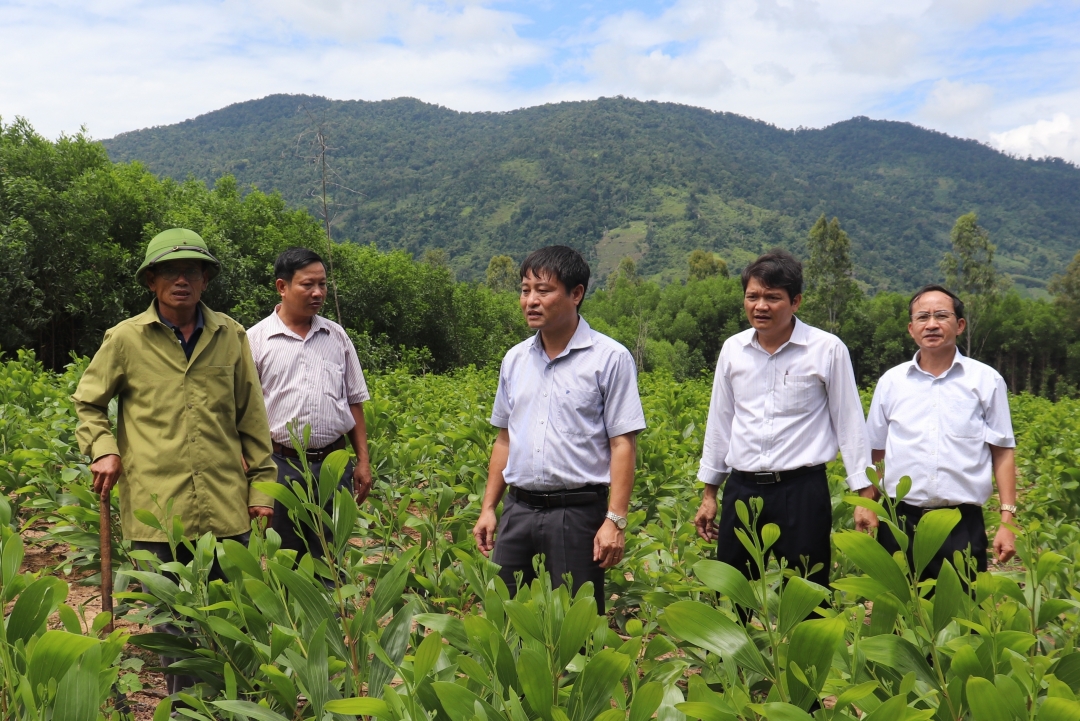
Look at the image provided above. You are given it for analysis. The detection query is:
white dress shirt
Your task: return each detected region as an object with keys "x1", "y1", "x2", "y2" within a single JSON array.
[
  {"x1": 697, "y1": 318, "x2": 872, "y2": 490},
  {"x1": 248, "y1": 307, "x2": 370, "y2": 448},
  {"x1": 491, "y1": 316, "x2": 647, "y2": 491},
  {"x1": 866, "y1": 350, "x2": 1014, "y2": 508}
]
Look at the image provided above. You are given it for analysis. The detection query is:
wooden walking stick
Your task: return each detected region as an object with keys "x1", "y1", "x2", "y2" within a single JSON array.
[{"x1": 100, "y1": 492, "x2": 114, "y2": 634}]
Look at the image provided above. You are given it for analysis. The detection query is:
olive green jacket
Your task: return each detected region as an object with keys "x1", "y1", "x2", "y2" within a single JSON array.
[{"x1": 73, "y1": 302, "x2": 276, "y2": 542}]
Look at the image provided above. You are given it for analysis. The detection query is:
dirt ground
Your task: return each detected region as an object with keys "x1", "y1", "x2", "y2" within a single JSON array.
[{"x1": 21, "y1": 530, "x2": 168, "y2": 721}]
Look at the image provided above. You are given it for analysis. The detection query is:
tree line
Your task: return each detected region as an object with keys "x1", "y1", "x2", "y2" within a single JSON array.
[
  {"x1": 4, "y1": 116, "x2": 1079, "y2": 395},
  {"x1": 577, "y1": 213, "x2": 1080, "y2": 397},
  {"x1": 0, "y1": 118, "x2": 525, "y2": 373}
]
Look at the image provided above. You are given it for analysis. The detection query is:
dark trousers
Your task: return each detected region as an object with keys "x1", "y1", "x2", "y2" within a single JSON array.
[
  {"x1": 492, "y1": 488, "x2": 608, "y2": 613},
  {"x1": 878, "y1": 501, "x2": 988, "y2": 580},
  {"x1": 271, "y1": 454, "x2": 355, "y2": 559},
  {"x1": 132, "y1": 533, "x2": 249, "y2": 696},
  {"x1": 716, "y1": 467, "x2": 833, "y2": 588}
]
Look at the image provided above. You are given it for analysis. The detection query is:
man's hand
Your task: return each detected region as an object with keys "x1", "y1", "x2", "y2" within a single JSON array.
[
  {"x1": 695, "y1": 487, "x2": 719, "y2": 542},
  {"x1": 854, "y1": 486, "x2": 880, "y2": 533},
  {"x1": 593, "y1": 519, "x2": 625, "y2": 568},
  {"x1": 91, "y1": 454, "x2": 123, "y2": 500},
  {"x1": 353, "y1": 460, "x2": 373, "y2": 504},
  {"x1": 473, "y1": 508, "x2": 498, "y2": 557},
  {"x1": 994, "y1": 520, "x2": 1016, "y2": 564},
  {"x1": 249, "y1": 505, "x2": 273, "y2": 531}
]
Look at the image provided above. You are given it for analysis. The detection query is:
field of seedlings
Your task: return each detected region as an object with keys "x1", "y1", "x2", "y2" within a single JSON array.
[{"x1": 3, "y1": 350, "x2": 1080, "y2": 720}]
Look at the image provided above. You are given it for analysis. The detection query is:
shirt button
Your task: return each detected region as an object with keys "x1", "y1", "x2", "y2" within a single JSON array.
[
  {"x1": 187, "y1": 403, "x2": 193, "y2": 409},
  {"x1": 543, "y1": 392, "x2": 547, "y2": 397},
  {"x1": 194, "y1": 470, "x2": 200, "y2": 476},
  {"x1": 540, "y1": 420, "x2": 545, "y2": 425},
  {"x1": 536, "y1": 448, "x2": 540, "y2": 453}
]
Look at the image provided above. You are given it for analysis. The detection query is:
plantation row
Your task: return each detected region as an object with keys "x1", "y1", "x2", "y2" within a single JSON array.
[{"x1": 3, "y1": 351, "x2": 1080, "y2": 720}]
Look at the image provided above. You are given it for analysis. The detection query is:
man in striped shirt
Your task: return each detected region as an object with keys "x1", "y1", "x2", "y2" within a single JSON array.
[
  {"x1": 472, "y1": 246, "x2": 646, "y2": 612},
  {"x1": 248, "y1": 248, "x2": 372, "y2": 560}
]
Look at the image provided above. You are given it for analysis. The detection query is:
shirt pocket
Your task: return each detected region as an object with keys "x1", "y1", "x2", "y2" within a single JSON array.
[
  {"x1": 554, "y1": 388, "x2": 604, "y2": 436},
  {"x1": 193, "y1": 365, "x2": 235, "y2": 415},
  {"x1": 777, "y1": 374, "x2": 819, "y2": 416},
  {"x1": 322, "y1": 360, "x2": 345, "y2": 401},
  {"x1": 944, "y1": 393, "x2": 984, "y2": 439}
]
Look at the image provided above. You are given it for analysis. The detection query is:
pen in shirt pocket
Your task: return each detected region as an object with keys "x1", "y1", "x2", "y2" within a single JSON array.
[{"x1": 784, "y1": 370, "x2": 788, "y2": 385}]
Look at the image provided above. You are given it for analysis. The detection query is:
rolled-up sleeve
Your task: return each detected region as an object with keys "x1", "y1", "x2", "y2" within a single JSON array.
[
  {"x1": 983, "y1": 375, "x2": 1015, "y2": 448},
  {"x1": 698, "y1": 349, "x2": 734, "y2": 486},
  {"x1": 603, "y1": 351, "x2": 646, "y2": 438},
  {"x1": 826, "y1": 342, "x2": 872, "y2": 490},
  {"x1": 73, "y1": 330, "x2": 123, "y2": 462}
]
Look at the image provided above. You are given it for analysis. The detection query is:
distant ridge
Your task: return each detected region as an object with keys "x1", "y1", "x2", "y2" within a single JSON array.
[{"x1": 104, "y1": 94, "x2": 1080, "y2": 290}]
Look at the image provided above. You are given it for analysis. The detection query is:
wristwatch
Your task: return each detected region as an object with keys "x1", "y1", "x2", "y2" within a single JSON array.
[
  {"x1": 1000, "y1": 504, "x2": 1017, "y2": 515},
  {"x1": 605, "y1": 510, "x2": 628, "y2": 530}
]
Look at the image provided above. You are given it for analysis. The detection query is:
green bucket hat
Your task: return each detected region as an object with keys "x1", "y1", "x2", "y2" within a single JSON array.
[{"x1": 136, "y1": 228, "x2": 222, "y2": 286}]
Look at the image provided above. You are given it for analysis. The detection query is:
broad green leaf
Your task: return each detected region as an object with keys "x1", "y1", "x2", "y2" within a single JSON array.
[
  {"x1": 152, "y1": 698, "x2": 173, "y2": 721},
  {"x1": 932, "y1": 559, "x2": 963, "y2": 634},
  {"x1": 267, "y1": 562, "x2": 346, "y2": 659},
  {"x1": 369, "y1": 600, "x2": 416, "y2": 697},
  {"x1": 570, "y1": 649, "x2": 631, "y2": 721},
  {"x1": 7, "y1": 577, "x2": 59, "y2": 645},
  {"x1": 221, "y1": 539, "x2": 264, "y2": 579},
  {"x1": 517, "y1": 647, "x2": 553, "y2": 721},
  {"x1": 1053, "y1": 653, "x2": 1080, "y2": 692},
  {"x1": 211, "y1": 700, "x2": 292, "y2": 721},
  {"x1": 28, "y1": 630, "x2": 98, "y2": 693},
  {"x1": 368, "y1": 546, "x2": 419, "y2": 620},
  {"x1": 777, "y1": 577, "x2": 827, "y2": 639},
  {"x1": 253, "y1": 481, "x2": 305, "y2": 518},
  {"x1": 1040, "y1": 600, "x2": 1076, "y2": 628},
  {"x1": 629, "y1": 681, "x2": 665, "y2": 721},
  {"x1": 1038, "y1": 551, "x2": 1069, "y2": 581},
  {"x1": 206, "y1": 616, "x2": 250, "y2": 644},
  {"x1": 833, "y1": 681, "x2": 879, "y2": 713},
  {"x1": 995, "y1": 674, "x2": 1029, "y2": 721},
  {"x1": 760, "y1": 702, "x2": 815, "y2": 720},
  {"x1": 761, "y1": 523, "x2": 781, "y2": 551},
  {"x1": 834, "y1": 531, "x2": 910, "y2": 602},
  {"x1": 126, "y1": 570, "x2": 179, "y2": 606},
  {"x1": 431, "y1": 681, "x2": 502, "y2": 721},
  {"x1": 966, "y1": 677, "x2": 1012, "y2": 721},
  {"x1": 860, "y1": 634, "x2": 939, "y2": 689},
  {"x1": 324, "y1": 698, "x2": 391, "y2": 718},
  {"x1": 413, "y1": 631, "x2": 443, "y2": 681},
  {"x1": 52, "y1": 643, "x2": 102, "y2": 721},
  {"x1": 831, "y1": 576, "x2": 891, "y2": 601},
  {"x1": 786, "y1": 617, "x2": 846, "y2": 709},
  {"x1": 677, "y1": 701, "x2": 738, "y2": 721},
  {"x1": 559, "y1": 594, "x2": 598, "y2": 669},
  {"x1": 505, "y1": 599, "x2": 546, "y2": 643},
  {"x1": 912, "y1": 508, "x2": 960, "y2": 578},
  {"x1": 693, "y1": 560, "x2": 759, "y2": 609},
  {"x1": 132, "y1": 509, "x2": 165, "y2": 532},
  {"x1": 1039, "y1": 698, "x2": 1080, "y2": 721},
  {"x1": 659, "y1": 601, "x2": 771, "y2": 678},
  {"x1": 319, "y1": 449, "x2": 350, "y2": 512},
  {"x1": 1, "y1": 532, "x2": 24, "y2": 588},
  {"x1": 415, "y1": 613, "x2": 470, "y2": 650},
  {"x1": 845, "y1": 495, "x2": 889, "y2": 517}
]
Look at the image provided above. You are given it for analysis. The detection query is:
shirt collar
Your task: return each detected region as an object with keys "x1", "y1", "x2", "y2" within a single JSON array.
[
  {"x1": 135, "y1": 300, "x2": 218, "y2": 330},
  {"x1": 743, "y1": 316, "x2": 809, "y2": 351},
  {"x1": 908, "y1": 347, "x2": 966, "y2": 378},
  {"x1": 268, "y1": 304, "x2": 330, "y2": 340},
  {"x1": 529, "y1": 315, "x2": 594, "y2": 358},
  {"x1": 155, "y1": 301, "x2": 204, "y2": 332}
]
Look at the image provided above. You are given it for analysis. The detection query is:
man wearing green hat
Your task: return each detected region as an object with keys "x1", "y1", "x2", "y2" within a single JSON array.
[{"x1": 73, "y1": 228, "x2": 277, "y2": 694}]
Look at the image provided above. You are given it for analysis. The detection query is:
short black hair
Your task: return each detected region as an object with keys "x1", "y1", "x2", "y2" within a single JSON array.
[
  {"x1": 520, "y1": 246, "x2": 591, "y2": 308},
  {"x1": 741, "y1": 249, "x2": 803, "y2": 302},
  {"x1": 275, "y1": 248, "x2": 326, "y2": 283},
  {"x1": 908, "y1": 284, "x2": 965, "y2": 320}
]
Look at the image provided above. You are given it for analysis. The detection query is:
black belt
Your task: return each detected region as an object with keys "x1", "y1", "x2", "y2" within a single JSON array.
[
  {"x1": 731, "y1": 464, "x2": 826, "y2": 485},
  {"x1": 508, "y1": 485, "x2": 608, "y2": 508},
  {"x1": 272, "y1": 436, "x2": 348, "y2": 463}
]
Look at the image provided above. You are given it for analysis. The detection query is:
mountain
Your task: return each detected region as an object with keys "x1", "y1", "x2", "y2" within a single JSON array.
[{"x1": 103, "y1": 94, "x2": 1080, "y2": 291}]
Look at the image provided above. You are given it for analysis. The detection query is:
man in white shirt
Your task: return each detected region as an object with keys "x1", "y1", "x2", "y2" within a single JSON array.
[
  {"x1": 858, "y1": 285, "x2": 1016, "y2": 577},
  {"x1": 472, "y1": 246, "x2": 646, "y2": 612},
  {"x1": 248, "y1": 248, "x2": 372, "y2": 560},
  {"x1": 694, "y1": 250, "x2": 872, "y2": 587}
]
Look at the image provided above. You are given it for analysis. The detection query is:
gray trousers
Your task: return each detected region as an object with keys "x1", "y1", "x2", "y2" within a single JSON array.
[
  {"x1": 491, "y1": 490, "x2": 608, "y2": 613},
  {"x1": 132, "y1": 533, "x2": 249, "y2": 696}
]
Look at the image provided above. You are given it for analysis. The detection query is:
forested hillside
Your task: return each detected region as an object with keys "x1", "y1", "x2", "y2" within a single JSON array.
[{"x1": 104, "y1": 94, "x2": 1080, "y2": 291}]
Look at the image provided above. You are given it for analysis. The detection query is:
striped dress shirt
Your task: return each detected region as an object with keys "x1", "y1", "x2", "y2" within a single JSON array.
[
  {"x1": 491, "y1": 316, "x2": 647, "y2": 491},
  {"x1": 248, "y1": 307, "x2": 370, "y2": 448}
]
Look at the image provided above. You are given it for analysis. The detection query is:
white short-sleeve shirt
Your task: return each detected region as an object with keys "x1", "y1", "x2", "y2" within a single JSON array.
[
  {"x1": 866, "y1": 349, "x2": 1015, "y2": 507},
  {"x1": 491, "y1": 316, "x2": 647, "y2": 491}
]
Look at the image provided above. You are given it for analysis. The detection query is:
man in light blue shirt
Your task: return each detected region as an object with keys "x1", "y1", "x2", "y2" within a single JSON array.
[{"x1": 472, "y1": 246, "x2": 646, "y2": 612}]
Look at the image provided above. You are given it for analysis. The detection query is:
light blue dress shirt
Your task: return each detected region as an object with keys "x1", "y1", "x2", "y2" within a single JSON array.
[{"x1": 491, "y1": 316, "x2": 647, "y2": 491}]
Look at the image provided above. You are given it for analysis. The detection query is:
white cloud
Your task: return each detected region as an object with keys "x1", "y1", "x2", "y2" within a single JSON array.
[
  {"x1": 990, "y1": 113, "x2": 1080, "y2": 163},
  {"x1": 920, "y1": 78, "x2": 994, "y2": 122},
  {"x1": 831, "y1": 20, "x2": 922, "y2": 78}
]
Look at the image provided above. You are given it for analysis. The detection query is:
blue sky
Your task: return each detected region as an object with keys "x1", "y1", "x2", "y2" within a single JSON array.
[{"x1": 3, "y1": 0, "x2": 1080, "y2": 162}]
